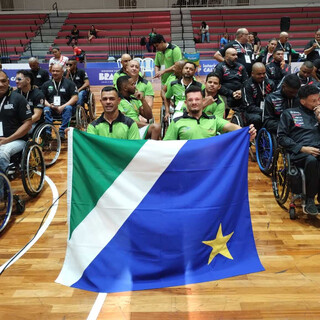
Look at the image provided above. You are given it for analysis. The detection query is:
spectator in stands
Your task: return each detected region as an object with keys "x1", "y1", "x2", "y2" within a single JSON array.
[
  {"x1": 64, "y1": 58, "x2": 90, "y2": 107},
  {"x1": 72, "y1": 44, "x2": 85, "y2": 63},
  {"x1": 214, "y1": 28, "x2": 253, "y2": 75},
  {"x1": 49, "y1": 47, "x2": 69, "y2": 72},
  {"x1": 214, "y1": 47, "x2": 248, "y2": 116},
  {"x1": 15, "y1": 70, "x2": 45, "y2": 130},
  {"x1": 202, "y1": 72, "x2": 225, "y2": 118},
  {"x1": 200, "y1": 21, "x2": 210, "y2": 43},
  {"x1": 153, "y1": 34, "x2": 183, "y2": 99},
  {"x1": 266, "y1": 49, "x2": 290, "y2": 87},
  {"x1": 253, "y1": 32, "x2": 261, "y2": 54},
  {"x1": 276, "y1": 32, "x2": 292, "y2": 64},
  {"x1": 66, "y1": 25, "x2": 79, "y2": 46},
  {"x1": 256, "y1": 38, "x2": 277, "y2": 65},
  {"x1": 146, "y1": 28, "x2": 157, "y2": 52},
  {"x1": 242, "y1": 62, "x2": 276, "y2": 131},
  {"x1": 87, "y1": 86, "x2": 140, "y2": 140},
  {"x1": 113, "y1": 53, "x2": 132, "y2": 86},
  {"x1": 220, "y1": 33, "x2": 229, "y2": 49},
  {"x1": 312, "y1": 59, "x2": 320, "y2": 81},
  {"x1": 304, "y1": 29, "x2": 320, "y2": 62},
  {"x1": 0, "y1": 70, "x2": 32, "y2": 174},
  {"x1": 263, "y1": 74, "x2": 300, "y2": 134},
  {"x1": 278, "y1": 85, "x2": 320, "y2": 215},
  {"x1": 28, "y1": 57, "x2": 50, "y2": 89},
  {"x1": 117, "y1": 75, "x2": 161, "y2": 140},
  {"x1": 163, "y1": 85, "x2": 256, "y2": 141},
  {"x1": 88, "y1": 25, "x2": 101, "y2": 43},
  {"x1": 42, "y1": 64, "x2": 78, "y2": 140},
  {"x1": 126, "y1": 59, "x2": 154, "y2": 109},
  {"x1": 165, "y1": 61, "x2": 204, "y2": 121}
]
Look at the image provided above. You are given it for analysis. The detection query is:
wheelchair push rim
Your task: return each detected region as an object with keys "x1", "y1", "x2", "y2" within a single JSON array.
[{"x1": 0, "y1": 172, "x2": 13, "y2": 233}]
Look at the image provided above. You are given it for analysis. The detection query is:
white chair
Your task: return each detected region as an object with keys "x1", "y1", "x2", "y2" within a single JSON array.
[
  {"x1": 133, "y1": 57, "x2": 144, "y2": 76},
  {"x1": 142, "y1": 58, "x2": 155, "y2": 78},
  {"x1": 116, "y1": 57, "x2": 122, "y2": 69}
]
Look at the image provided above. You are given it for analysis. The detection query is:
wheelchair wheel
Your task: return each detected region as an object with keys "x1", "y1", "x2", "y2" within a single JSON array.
[
  {"x1": 87, "y1": 91, "x2": 96, "y2": 121},
  {"x1": 33, "y1": 123, "x2": 61, "y2": 167},
  {"x1": 21, "y1": 141, "x2": 45, "y2": 197},
  {"x1": 0, "y1": 172, "x2": 13, "y2": 233},
  {"x1": 230, "y1": 111, "x2": 244, "y2": 127},
  {"x1": 256, "y1": 128, "x2": 277, "y2": 176},
  {"x1": 160, "y1": 105, "x2": 168, "y2": 138},
  {"x1": 76, "y1": 105, "x2": 88, "y2": 131},
  {"x1": 272, "y1": 148, "x2": 290, "y2": 206}
]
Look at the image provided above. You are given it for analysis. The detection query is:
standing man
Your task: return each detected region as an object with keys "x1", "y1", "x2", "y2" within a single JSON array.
[
  {"x1": 276, "y1": 32, "x2": 292, "y2": 64},
  {"x1": 304, "y1": 29, "x2": 320, "y2": 62},
  {"x1": 87, "y1": 86, "x2": 140, "y2": 140},
  {"x1": 49, "y1": 47, "x2": 69, "y2": 72},
  {"x1": 214, "y1": 28, "x2": 253, "y2": 75},
  {"x1": 64, "y1": 58, "x2": 90, "y2": 107},
  {"x1": 113, "y1": 54, "x2": 132, "y2": 86},
  {"x1": 28, "y1": 57, "x2": 50, "y2": 89},
  {"x1": 41, "y1": 64, "x2": 78, "y2": 140},
  {"x1": 0, "y1": 71, "x2": 32, "y2": 173}
]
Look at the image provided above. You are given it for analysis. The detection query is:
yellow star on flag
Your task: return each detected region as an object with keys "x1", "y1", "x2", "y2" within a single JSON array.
[{"x1": 202, "y1": 224, "x2": 234, "y2": 265}]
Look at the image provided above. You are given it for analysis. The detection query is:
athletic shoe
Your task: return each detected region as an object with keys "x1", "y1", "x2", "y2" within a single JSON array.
[{"x1": 304, "y1": 198, "x2": 318, "y2": 216}]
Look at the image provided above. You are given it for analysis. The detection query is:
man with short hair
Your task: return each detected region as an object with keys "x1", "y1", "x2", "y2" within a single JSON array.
[
  {"x1": 117, "y1": 75, "x2": 161, "y2": 140},
  {"x1": 165, "y1": 61, "x2": 204, "y2": 120},
  {"x1": 214, "y1": 28, "x2": 253, "y2": 75},
  {"x1": 214, "y1": 47, "x2": 248, "y2": 114},
  {"x1": 303, "y1": 29, "x2": 320, "y2": 62},
  {"x1": 113, "y1": 54, "x2": 132, "y2": 86},
  {"x1": 264, "y1": 74, "x2": 301, "y2": 134},
  {"x1": 49, "y1": 47, "x2": 69, "y2": 72},
  {"x1": 312, "y1": 59, "x2": 320, "y2": 82},
  {"x1": 42, "y1": 64, "x2": 78, "y2": 140},
  {"x1": 87, "y1": 86, "x2": 140, "y2": 140},
  {"x1": 0, "y1": 70, "x2": 32, "y2": 173},
  {"x1": 164, "y1": 85, "x2": 256, "y2": 141},
  {"x1": 242, "y1": 62, "x2": 276, "y2": 131},
  {"x1": 28, "y1": 57, "x2": 50, "y2": 89},
  {"x1": 266, "y1": 49, "x2": 291, "y2": 87},
  {"x1": 278, "y1": 84, "x2": 320, "y2": 215},
  {"x1": 276, "y1": 32, "x2": 292, "y2": 64},
  {"x1": 64, "y1": 58, "x2": 90, "y2": 107}
]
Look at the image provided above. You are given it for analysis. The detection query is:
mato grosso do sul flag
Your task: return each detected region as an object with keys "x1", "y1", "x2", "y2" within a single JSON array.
[{"x1": 56, "y1": 128, "x2": 264, "y2": 293}]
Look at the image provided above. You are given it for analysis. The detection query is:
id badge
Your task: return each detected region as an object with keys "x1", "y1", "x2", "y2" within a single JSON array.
[
  {"x1": 161, "y1": 65, "x2": 165, "y2": 71},
  {"x1": 245, "y1": 54, "x2": 251, "y2": 63},
  {"x1": 284, "y1": 52, "x2": 288, "y2": 61},
  {"x1": 53, "y1": 95, "x2": 61, "y2": 106},
  {"x1": 0, "y1": 122, "x2": 3, "y2": 137},
  {"x1": 260, "y1": 101, "x2": 265, "y2": 111}
]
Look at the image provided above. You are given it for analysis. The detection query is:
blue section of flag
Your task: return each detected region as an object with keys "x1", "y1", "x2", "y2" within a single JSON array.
[{"x1": 72, "y1": 128, "x2": 264, "y2": 293}]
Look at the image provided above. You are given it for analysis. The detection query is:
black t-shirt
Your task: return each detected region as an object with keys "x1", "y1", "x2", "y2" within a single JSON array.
[
  {"x1": 304, "y1": 39, "x2": 320, "y2": 62},
  {"x1": 219, "y1": 40, "x2": 253, "y2": 75},
  {"x1": 41, "y1": 77, "x2": 78, "y2": 105},
  {"x1": 31, "y1": 67, "x2": 50, "y2": 89},
  {"x1": 0, "y1": 89, "x2": 32, "y2": 139},
  {"x1": 63, "y1": 68, "x2": 88, "y2": 90},
  {"x1": 314, "y1": 59, "x2": 320, "y2": 79}
]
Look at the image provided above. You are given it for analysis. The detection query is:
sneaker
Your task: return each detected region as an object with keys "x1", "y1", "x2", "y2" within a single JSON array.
[{"x1": 304, "y1": 198, "x2": 318, "y2": 216}]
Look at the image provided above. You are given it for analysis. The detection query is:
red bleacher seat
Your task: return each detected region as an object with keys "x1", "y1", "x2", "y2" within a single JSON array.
[
  {"x1": 0, "y1": 32, "x2": 35, "y2": 39},
  {"x1": 195, "y1": 43, "x2": 219, "y2": 50},
  {"x1": 0, "y1": 19, "x2": 43, "y2": 25}
]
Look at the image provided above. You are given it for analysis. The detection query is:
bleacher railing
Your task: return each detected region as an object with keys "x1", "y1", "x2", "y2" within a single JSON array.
[
  {"x1": 0, "y1": 39, "x2": 10, "y2": 63},
  {"x1": 108, "y1": 37, "x2": 143, "y2": 57}
]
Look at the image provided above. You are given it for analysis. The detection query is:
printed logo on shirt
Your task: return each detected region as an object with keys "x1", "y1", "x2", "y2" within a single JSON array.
[
  {"x1": 36, "y1": 75, "x2": 42, "y2": 78},
  {"x1": 48, "y1": 86, "x2": 54, "y2": 92},
  {"x1": 60, "y1": 88, "x2": 66, "y2": 92},
  {"x1": 289, "y1": 110, "x2": 304, "y2": 127},
  {"x1": 4, "y1": 104, "x2": 13, "y2": 110}
]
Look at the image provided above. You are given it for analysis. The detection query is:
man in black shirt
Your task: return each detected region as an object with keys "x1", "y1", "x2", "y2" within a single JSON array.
[
  {"x1": 0, "y1": 71, "x2": 32, "y2": 173},
  {"x1": 64, "y1": 58, "x2": 90, "y2": 107},
  {"x1": 278, "y1": 85, "x2": 320, "y2": 215},
  {"x1": 312, "y1": 59, "x2": 320, "y2": 82},
  {"x1": 28, "y1": 57, "x2": 50, "y2": 89},
  {"x1": 276, "y1": 32, "x2": 292, "y2": 64},
  {"x1": 214, "y1": 28, "x2": 253, "y2": 75},
  {"x1": 42, "y1": 64, "x2": 78, "y2": 139},
  {"x1": 303, "y1": 29, "x2": 320, "y2": 62}
]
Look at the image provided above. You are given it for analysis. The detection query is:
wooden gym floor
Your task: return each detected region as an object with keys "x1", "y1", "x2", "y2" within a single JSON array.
[{"x1": 0, "y1": 78, "x2": 320, "y2": 320}]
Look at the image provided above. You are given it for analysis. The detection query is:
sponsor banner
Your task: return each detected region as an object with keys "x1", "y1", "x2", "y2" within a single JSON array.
[
  {"x1": 198, "y1": 60, "x2": 218, "y2": 76},
  {"x1": 86, "y1": 63, "x2": 118, "y2": 85}
]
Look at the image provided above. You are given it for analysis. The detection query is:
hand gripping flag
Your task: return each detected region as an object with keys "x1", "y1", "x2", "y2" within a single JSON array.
[{"x1": 56, "y1": 128, "x2": 264, "y2": 293}]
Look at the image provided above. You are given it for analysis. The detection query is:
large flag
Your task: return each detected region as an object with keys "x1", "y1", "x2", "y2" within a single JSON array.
[{"x1": 56, "y1": 128, "x2": 264, "y2": 293}]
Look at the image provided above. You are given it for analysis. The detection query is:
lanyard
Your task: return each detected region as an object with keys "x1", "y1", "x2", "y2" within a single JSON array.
[
  {"x1": 53, "y1": 80, "x2": 62, "y2": 95},
  {"x1": 278, "y1": 41, "x2": 286, "y2": 51},
  {"x1": 258, "y1": 81, "x2": 265, "y2": 97},
  {"x1": 235, "y1": 40, "x2": 248, "y2": 54},
  {"x1": 181, "y1": 79, "x2": 192, "y2": 90},
  {"x1": 0, "y1": 95, "x2": 6, "y2": 112}
]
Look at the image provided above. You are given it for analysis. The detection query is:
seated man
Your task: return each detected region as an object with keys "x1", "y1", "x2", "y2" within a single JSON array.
[
  {"x1": 164, "y1": 85, "x2": 256, "y2": 141},
  {"x1": 42, "y1": 64, "x2": 78, "y2": 140},
  {"x1": 28, "y1": 57, "x2": 50, "y2": 89},
  {"x1": 264, "y1": 74, "x2": 300, "y2": 134},
  {"x1": 278, "y1": 84, "x2": 320, "y2": 215},
  {"x1": 242, "y1": 62, "x2": 276, "y2": 131},
  {"x1": 0, "y1": 70, "x2": 32, "y2": 174},
  {"x1": 87, "y1": 86, "x2": 140, "y2": 140},
  {"x1": 14, "y1": 70, "x2": 45, "y2": 131},
  {"x1": 214, "y1": 47, "x2": 248, "y2": 116},
  {"x1": 312, "y1": 59, "x2": 320, "y2": 82},
  {"x1": 294, "y1": 61, "x2": 319, "y2": 87},
  {"x1": 113, "y1": 54, "x2": 132, "y2": 86},
  {"x1": 266, "y1": 49, "x2": 291, "y2": 87},
  {"x1": 275, "y1": 32, "x2": 293, "y2": 64},
  {"x1": 165, "y1": 61, "x2": 204, "y2": 120},
  {"x1": 64, "y1": 58, "x2": 90, "y2": 107},
  {"x1": 117, "y1": 75, "x2": 161, "y2": 140},
  {"x1": 202, "y1": 72, "x2": 225, "y2": 118}
]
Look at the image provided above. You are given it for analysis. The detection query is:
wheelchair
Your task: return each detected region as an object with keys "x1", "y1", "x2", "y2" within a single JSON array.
[
  {"x1": 0, "y1": 140, "x2": 45, "y2": 232},
  {"x1": 83, "y1": 89, "x2": 96, "y2": 122},
  {"x1": 160, "y1": 104, "x2": 174, "y2": 139},
  {"x1": 272, "y1": 147, "x2": 306, "y2": 220}
]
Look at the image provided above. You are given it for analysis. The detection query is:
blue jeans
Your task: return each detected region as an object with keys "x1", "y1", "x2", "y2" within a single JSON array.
[
  {"x1": 44, "y1": 105, "x2": 75, "y2": 134},
  {"x1": 202, "y1": 32, "x2": 210, "y2": 43},
  {"x1": 77, "y1": 90, "x2": 87, "y2": 107},
  {"x1": 0, "y1": 140, "x2": 26, "y2": 173}
]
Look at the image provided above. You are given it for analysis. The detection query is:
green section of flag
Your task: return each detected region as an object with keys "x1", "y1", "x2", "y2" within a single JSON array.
[{"x1": 69, "y1": 130, "x2": 146, "y2": 238}]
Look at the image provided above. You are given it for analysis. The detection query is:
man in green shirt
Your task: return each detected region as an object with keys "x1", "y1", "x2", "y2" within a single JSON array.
[
  {"x1": 87, "y1": 86, "x2": 140, "y2": 140},
  {"x1": 117, "y1": 75, "x2": 161, "y2": 140},
  {"x1": 164, "y1": 86, "x2": 256, "y2": 141},
  {"x1": 113, "y1": 53, "x2": 132, "y2": 86}
]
